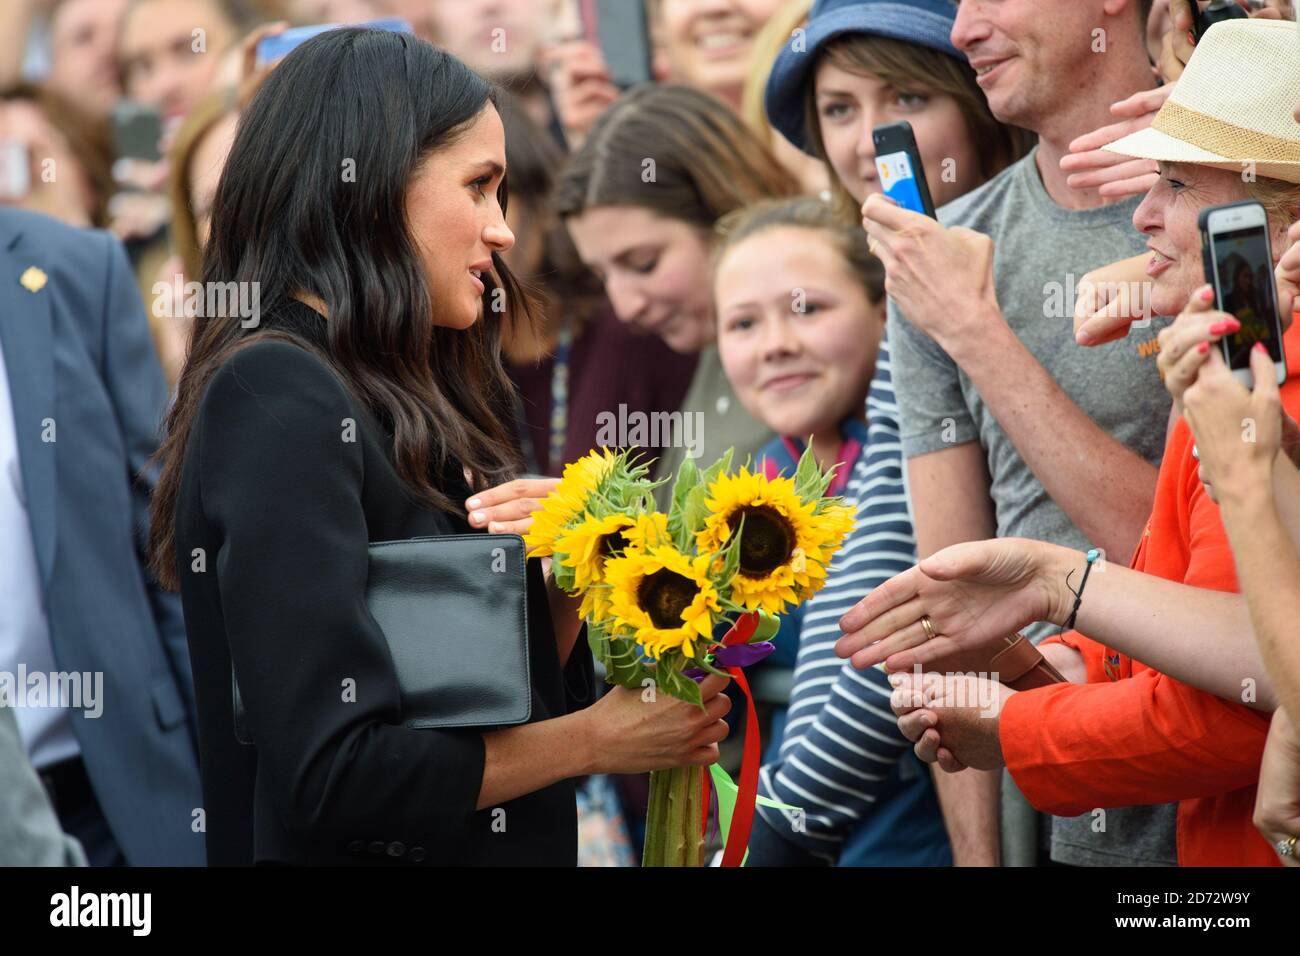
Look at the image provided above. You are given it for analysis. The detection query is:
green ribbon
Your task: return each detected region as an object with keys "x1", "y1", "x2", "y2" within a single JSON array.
[{"x1": 708, "y1": 763, "x2": 802, "y2": 867}]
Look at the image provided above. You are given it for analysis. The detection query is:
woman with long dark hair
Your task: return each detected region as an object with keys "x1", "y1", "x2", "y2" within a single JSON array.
[{"x1": 148, "y1": 28, "x2": 730, "y2": 867}]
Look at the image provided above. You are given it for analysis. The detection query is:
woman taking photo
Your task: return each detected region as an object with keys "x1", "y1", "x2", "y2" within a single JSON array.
[{"x1": 147, "y1": 29, "x2": 730, "y2": 867}]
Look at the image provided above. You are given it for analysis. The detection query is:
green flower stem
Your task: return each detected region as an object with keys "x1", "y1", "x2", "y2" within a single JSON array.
[{"x1": 643, "y1": 765, "x2": 704, "y2": 867}]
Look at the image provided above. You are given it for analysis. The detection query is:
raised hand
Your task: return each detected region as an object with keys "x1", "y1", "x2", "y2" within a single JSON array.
[
  {"x1": 836, "y1": 538, "x2": 1073, "y2": 673},
  {"x1": 1061, "y1": 86, "x2": 1170, "y2": 200},
  {"x1": 1183, "y1": 344, "x2": 1284, "y2": 506},
  {"x1": 1156, "y1": 284, "x2": 1240, "y2": 416}
]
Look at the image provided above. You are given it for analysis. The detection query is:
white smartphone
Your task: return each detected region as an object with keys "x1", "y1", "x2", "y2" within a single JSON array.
[{"x1": 1199, "y1": 199, "x2": 1287, "y2": 388}]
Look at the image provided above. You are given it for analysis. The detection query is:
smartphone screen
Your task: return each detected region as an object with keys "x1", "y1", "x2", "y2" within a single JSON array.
[
  {"x1": 875, "y1": 150, "x2": 929, "y2": 217},
  {"x1": 1210, "y1": 224, "x2": 1283, "y2": 368}
]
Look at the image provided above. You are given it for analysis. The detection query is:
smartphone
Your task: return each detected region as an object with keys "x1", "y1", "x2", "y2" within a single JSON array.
[
  {"x1": 1192, "y1": 0, "x2": 1248, "y2": 42},
  {"x1": 1199, "y1": 199, "x2": 1287, "y2": 387},
  {"x1": 872, "y1": 121, "x2": 936, "y2": 218},
  {"x1": 255, "y1": 17, "x2": 413, "y2": 67},
  {"x1": 110, "y1": 102, "x2": 163, "y2": 163},
  {"x1": 0, "y1": 138, "x2": 31, "y2": 201},
  {"x1": 581, "y1": 0, "x2": 653, "y2": 89}
]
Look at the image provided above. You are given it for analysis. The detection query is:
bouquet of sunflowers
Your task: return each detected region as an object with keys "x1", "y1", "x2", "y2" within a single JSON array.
[{"x1": 525, "y1": 446, "x2": 854, "y2": 867}]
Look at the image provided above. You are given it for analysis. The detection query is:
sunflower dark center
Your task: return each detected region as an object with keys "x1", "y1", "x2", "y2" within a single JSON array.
[
  {"x1": 600, "y1": 530, "x2": 629, "y2": 558},
  {"x1": 730, "y1": 505, "x2": 795, "y2": 578},
  {"x1": 637, "y1": 569, "x2": 699, "y2": 630}
]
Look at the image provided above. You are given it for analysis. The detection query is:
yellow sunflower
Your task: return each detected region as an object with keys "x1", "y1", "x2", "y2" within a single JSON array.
[
  {"x1": 605, "y1": 545, "x2": 721, "y2": 659},
  {"x1": 523, "y1": 449, "x2": 618, "y2": 557},
  {"x1": 623, "y1": 512, "x2": 671, "y2": 552},
  {"x1": 696, "y1": 468, "x2": 854, "y2": 614},
  {"x1": 554, "y1": 512, "x2": 636, "y2": 622}
]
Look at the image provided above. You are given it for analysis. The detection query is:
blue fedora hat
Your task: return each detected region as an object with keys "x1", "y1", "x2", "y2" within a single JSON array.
[{"x1": 765, "y1": 0, "x2": 965, "y2": 154}]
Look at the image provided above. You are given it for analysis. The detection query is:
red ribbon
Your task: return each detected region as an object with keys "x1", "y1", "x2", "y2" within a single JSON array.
[
  {"x1": 705, "y1": 611, "x2": 760, "y2": 868},
  {"x1": 720, "y1": 664, "x2": 760, "y2": 867}
]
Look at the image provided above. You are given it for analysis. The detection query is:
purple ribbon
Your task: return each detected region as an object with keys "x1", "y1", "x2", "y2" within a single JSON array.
[{"x1": 684, "y1": 642, "x2": 776, "y2": 681}]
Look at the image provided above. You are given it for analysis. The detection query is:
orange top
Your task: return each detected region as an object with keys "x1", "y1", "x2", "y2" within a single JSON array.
[{"x1": 1000, "y1": 320, "x2": 1300, "y2": 867}]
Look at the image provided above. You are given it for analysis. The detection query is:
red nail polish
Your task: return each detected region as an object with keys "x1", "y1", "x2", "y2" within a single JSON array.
[
  {"x1": 1200, "y1": 287, "x2": 1214, "y2": 303},
  {"x1": 1227, "y1": 319, "x2": 1241, "y2": 332},
  {"x1": 1209, "y1": 321, "x2": 1227, "y2": 335},
  {"x1": 1255, "y1": 342, "x2": 1268, "y2": 354},
  {"x1": 1198, "y1": 342, "x2": 1209, "y2": 354}
]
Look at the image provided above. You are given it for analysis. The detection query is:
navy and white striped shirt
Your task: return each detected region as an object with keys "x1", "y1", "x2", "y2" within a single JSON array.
[{"x1": 754, "y1": 341, "x2": 943, "y2": 863}]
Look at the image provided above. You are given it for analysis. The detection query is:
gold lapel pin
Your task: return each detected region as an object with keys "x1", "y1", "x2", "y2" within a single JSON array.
[{"x1": 19, "y1": 266, "x2": 47, "y2": 293}]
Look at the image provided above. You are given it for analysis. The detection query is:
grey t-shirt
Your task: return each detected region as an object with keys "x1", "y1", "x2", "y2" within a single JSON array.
[{"x1": 889, "y1": 147, "x2": 1178, "y2": 867}]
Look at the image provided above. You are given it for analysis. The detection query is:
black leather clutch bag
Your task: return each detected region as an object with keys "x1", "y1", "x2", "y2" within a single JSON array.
[{"x1": 233, "y1": 534, "x2": 532, "y2": 744}]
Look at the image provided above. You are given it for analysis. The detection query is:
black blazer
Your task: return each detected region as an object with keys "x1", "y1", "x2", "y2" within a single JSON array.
[{"x1": 175, "y1": 300, "x2": 593, "y2": 866}]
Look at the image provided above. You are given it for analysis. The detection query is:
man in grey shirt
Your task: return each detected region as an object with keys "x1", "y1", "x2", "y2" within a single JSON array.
[{"x1": 861, "y1": 0, "x2": 1176, "y2": 866}]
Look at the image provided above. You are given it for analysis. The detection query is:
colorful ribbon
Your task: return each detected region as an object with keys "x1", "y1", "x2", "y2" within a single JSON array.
[{"x1": 699, "y1": 611, "x2": 794, "y2": 867}]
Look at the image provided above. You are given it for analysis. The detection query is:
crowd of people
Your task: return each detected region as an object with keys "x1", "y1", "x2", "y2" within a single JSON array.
[{"x1": 0, "y1": 0, "x2": 1298, "y2": 870}]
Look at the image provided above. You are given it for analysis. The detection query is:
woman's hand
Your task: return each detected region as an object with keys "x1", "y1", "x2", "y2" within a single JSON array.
[
  {"x1": 1157, "y1": 0, "x2": 1197, "y2": 83},
  {"x1": 1156, "y1": 284, "x2": 1239, "y2": 415},
  {"x1": 836, "y1": 538, "x2": 1075, "y2": 673},
  {"x1": 540, "y1": 39, "x2": 621, "y2": 150},
  {"x1": 1060, "y1": 86, "x2": 1170, "y2": 200},
  {"x1": 1183, "y1": 343, "x2": 1283, "y2": 506},
  {"x1": 860, "y1": 194, "x2": 1001, "y2": 361},
  {"x1": 1157, "y1": 1, "x2": 1281, "y2": 84},
  {"x1": 1254, "y1": 706, "x2": 1300, "y2": 867},
  {"x1": 465, "y1": 477, "x2": 560, "y2": 534},
  {"x1": 238, "y1": 20, "x2": 290, "y2": 110},
  {"x1": 1074, "y1": 252, "x2": 1156, "y2": 346},
  {"x1": 889, "y1": 670, "x2": 1015, "y2": 773},
  {"x1": 580, "y1": 675, "x2": 732, "y2": 773}
]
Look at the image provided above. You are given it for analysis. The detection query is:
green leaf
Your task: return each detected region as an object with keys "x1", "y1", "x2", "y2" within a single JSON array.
[
  {"x1": 718, "y1": 595, "x2": 749, "y2": 616},
  {"x1": 682, "y1": 448, "x2": 733, "y2": 543},
  {"x1": 654, "y1": 656, "x2": 704, "y2": 707},
  {"x1": 667, "y1": 458, "x2": 700, "y2": 551},
  {"x1": 586, "y1": 621, "x2": 614, "y2": 674},
  {"x1": 602, "y1": 630, "x2": 655, "y2": 689},
  {"x1": 712, "y1": 511, "x2": 743, "y2": 592},
  {"x1": 692, "y1": 655, "x2": 730, "y2": 679},
  {"x1": 553, "y1": 558, "x2": 576, "y2": 592},
  {"x1": 792, "y1": 440, "x2": 820, "y2": 490}
]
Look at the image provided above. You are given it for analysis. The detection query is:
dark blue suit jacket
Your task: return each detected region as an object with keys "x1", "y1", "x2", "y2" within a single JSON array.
[{"x1": 0, "y1": 207, "x2": 204, "y2": 865}]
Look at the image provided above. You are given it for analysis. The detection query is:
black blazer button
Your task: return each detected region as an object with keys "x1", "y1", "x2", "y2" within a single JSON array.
[
  {"x1": 409, "y1": 847, "x2": 426, "y2": 863},
  {"x1": 368, "y1": 841, "x2": 385, "y2": 854},
  {"x1": 386, "y1": 841, "x2": 405, "y2": 858},
  {"x1": 347, "y1": 840, "x2": 363, "y2": 855}
]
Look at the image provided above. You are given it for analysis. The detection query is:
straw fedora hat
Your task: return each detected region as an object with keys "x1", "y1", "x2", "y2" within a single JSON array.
[{"x1": 1104, "y1": 18, "x2": 1300, "y2": 185}]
